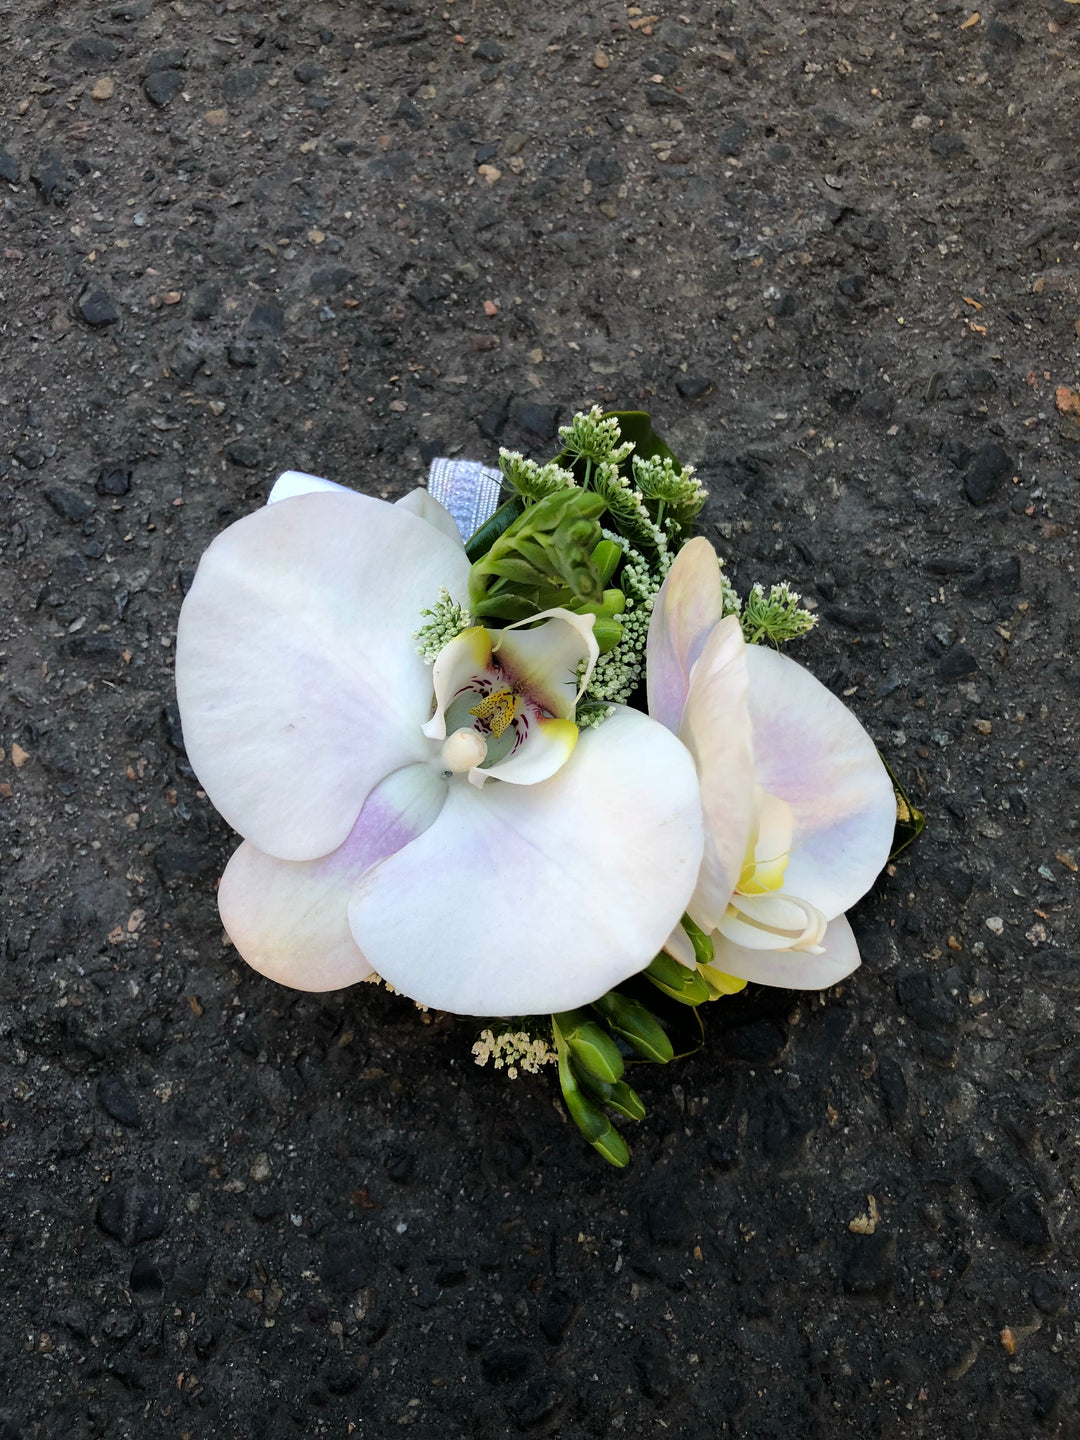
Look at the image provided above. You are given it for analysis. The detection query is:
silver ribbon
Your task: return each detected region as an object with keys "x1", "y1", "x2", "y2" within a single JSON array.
[{"x1": 427, "y1": 457, "x2": 502, "y2": 543}]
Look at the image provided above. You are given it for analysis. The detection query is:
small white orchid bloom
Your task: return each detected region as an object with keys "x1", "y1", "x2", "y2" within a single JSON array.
[
  {"x1": 175, "y1": 481, "x2": 705, "y2": 1017},
  {"x1": 647, "y1": 536, "x2": 896, "y2": 991}
]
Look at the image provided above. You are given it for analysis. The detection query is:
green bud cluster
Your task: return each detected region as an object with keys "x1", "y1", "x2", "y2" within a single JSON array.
[
  {"x1": 468, "y1": 489, "x2": 608, "y2": 622},
  {"x1": 739, "y1": 580, "x2": 817, "y2": 646},
  {"x1": 557, "y1": 404, "x2": 635, "y2": 468},
  {"x1": 414, "y1": 588, "x2": 472, "y2": 661},
  {"x1": 499, "y1": 450, "x2": 578, "y2": 503}
]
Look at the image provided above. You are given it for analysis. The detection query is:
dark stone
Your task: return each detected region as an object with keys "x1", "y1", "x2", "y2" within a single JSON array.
[
  {"x1": 970, "y1": 1164, "x2": 1010, "y2": 1205},
  {"x1": 645, "y1": 85, "x2": 690, "y2": 107},
  {"x1": 385, "y1": 1152, "x2": 414, "y2": 1182},
  {"x1": 896, "y1": 972, "x2": 958, "y2": 1032},
  {"x1": 821, "y1": 605, "x2": 879, "y2": 631},
  {"x1": 877, "y1": 1055, "x2": 908, "y2": 1123},
  {"x1": 635, "y1": 1343, "x2": 676, "y2": 1403},
  {"x1": 246, "y1": 301, "x2": 285, "y2": 335},
  {"x1": 96, "y1": 464, "x2": 132, "y2": 496},
  {"x1": 858, "y1": 388, "x2": 892, "y2": 421},
  {"x1": 771, "y1": 292, "x2": 798, "y2": 317},
  {"x1": 13, "y1": 444, "x2": 45, "y2": 470},
  {"x1": 473, "y1": 39, "x2": 504, "y2": 62},
  {"x1": 538, "y1": 1289, "x2": 575, "y2": 1344},
  {"x1": 128, "y1": 1256, "x2": 165, "y2": 1299},
  {"x1": 144, "y1": 70, "x2": 184, "y2": 107},
  {"x1": 1031, "y1": 1383, "x2": 1059, "y2": 1423},
  {"x1": 959, "y1": 556, "x2": 1021, "y2": 597},
  {"x1": 394, "y1": 96, "x2": 423, "y2": 127},
  {"x1": 410, "y1": 280, "x2": 450, "y2": 309},
  {"x1": 170, "y1": 345, "x2": 203, "y2": 384},
  {"x1": 69, "y1": 35, "x2": 121, "y2": 62},
  {"x1": 1029, "y1": 1274, "x2": 1064, "y2": 1317},
  {"x1": 227, "y1": 340, "x2": 259, "y2": 367},
  {"x1": 171, "y1": 1259, "x2": 207, "y2": 1299},
  {"x1": 96, "y1": 1184, "x2": 167, "y2": 1246},
  {"x1": 191, "y1": 282, "x2": 221, "y2": 319},
  {"x1": 310, "y1": 266, "x2": 357, "y2": 295},
  {"x1": 478, "y1": 394, "x2": 512, "y2": 440},
  {"x1": 512, "y1": 1378, "x2": 561, "y2": 1427},
  {"x1": 718, "y1": 117, "x2": 750, "y2": 153},
  {"x1": 32, "y1": 154, "x2": 67, "y2": 204},
  {"x1": 986, "y1": 20, "x2": 1023, "y2": 53},
  {"x1": 999, "y1": 1193, "x2": 1050, "y2": 1248},
  {"x1": 78, "y1": 289, "x2": 120, "y2": 327},
  {"x1": 585, "y1": 153, "x2": 621, "y2": 186},
  {"x1": 929, "y1": 133, "x2": 967, "y2": 159},
  {"x1": 676, "y1": 374, "x2": 713, "y2": 400},
  {"x1": 224, "y1": 68, "x2": 265, "y2": 101},
  {"x1": 142, "y1": 47, "x2": 186, "y2": 75},
  {"x1": 938, "y1": 863, "x2": 973, "y2": 902},
  {"x1": 226, "y1": 440, "x2": 261, "y2": 469},
  {"x1": 98, "y1": 1077, "x2": 141, "y2": 1127},
  {"x1": 724, "y1": 1019, "x2": 787, "y2": 1063},
  {"x1": 320, "y1": 1230, "x2": 374, "y2": 1293},
  {"x1": 251, "y1": 1189, "x2": 285, "y2": 1221},
  {"x1": 0, "y1": 149, "x2": 19, "y2": 184},
  {"x1": 937, "y1": 647, "x2": 978, "y2": 681},
  {"x1": 432, "y1": 1257, "x2": 466, "y2": 1286},
  {"x1": 965, "y1": 441, "x2": 1012, "y2": 504},
  {"x1": 153, "y1": 844, "x2": 217, "y2": 882},
  {"x1": 842, "y1": 1233, "x2": 894, "y2": 1296},
  {"x1": 512, "y1": 401, "x2": 561, "y2": 442},
  {"x1": 481, "y1": 1344, "x2": 532, "y2": 1384},
  {"x1": 68, "y1": 634, "x2": 120, "y2": 662},
  {"x1": 294, "y1": 60, "x2": 327, "y2": 84},
  {"x1": 45, "y1": 486, "x2": 94, "y2": 522}
]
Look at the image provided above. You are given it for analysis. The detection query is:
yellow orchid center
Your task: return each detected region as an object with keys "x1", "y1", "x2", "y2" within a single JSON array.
[
  {"x1": 718, "y1": 789, "x2": 828, "y2": 955},
  {"x1": 469, "y1": 686, "x2": 519, "y2": 740}
]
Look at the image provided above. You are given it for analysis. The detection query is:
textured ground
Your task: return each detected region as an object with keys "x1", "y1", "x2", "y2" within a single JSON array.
[{"x1": 1, "y1": 1, "x2": 1078, "y2": 1436}]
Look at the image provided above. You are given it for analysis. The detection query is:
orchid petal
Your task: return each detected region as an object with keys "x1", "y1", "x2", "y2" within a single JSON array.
[
  {"x1": 421, "y1": 627, "x2": 493, "y2": 742},
  {"x1": 347, "y1": 707, "x2": 705, "y2": 1016},
  {"x1": 176, "y1": 491, "x2": 469, "y2": 861},
  {"x1": 268, "y1": 470, "x2": 347, "y2": 503},
  {"x1": 495, "y1": 608, "x2": 599, "y2": 717},
  {"x1": 219, "y1": 764, "x2": 447, "y2": 991},
  {"x1": 678, "y1": 616, "x2": 756, "y2": 932},
  {"x1": 709, "y1": 912, "x2": 861, "y2": 990},
  {"x1": 646, "y1": 535, "x2": 727, "y2": 733},
  {"x1": 395, "y1": 487, "x2": 466, "y2": 545},
  {"x1": 477, "y1": 715, "x2": 578, "y2": 787},
  {"x1": 744, "y1": 646, "x2": 895, "y2": 918}
]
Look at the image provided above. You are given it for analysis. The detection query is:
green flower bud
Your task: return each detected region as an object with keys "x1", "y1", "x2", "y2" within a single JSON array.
[
  {"x1": 591, "y1": 992, "x2": 674, "y2": 1064},
  {"x1": 552, "y1": 1009, "x2": 625, "y2": 1084},
  {"x1": 679, "y1": 914, "x2": 715, "y2": 968},
  {"x1": 576, "y1": 1069, "x2": 647, "y2": 1122},
  {"x1": 644, "y1": 952, "x2": 711, "y2": 1006}
]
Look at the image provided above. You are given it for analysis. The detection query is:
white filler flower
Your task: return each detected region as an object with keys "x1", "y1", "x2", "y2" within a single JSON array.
[{"x1": 175, "y1": 482, "x2": 704, "y2": 1016}]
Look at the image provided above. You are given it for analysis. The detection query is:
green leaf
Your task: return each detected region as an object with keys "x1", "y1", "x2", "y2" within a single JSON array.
[
  {"x1": 464, "y1": 495, "x2": 525, "y2": 563},
  {"x1": 556, "y1": 1038, "x2": 631, "y2": 1167},
  {"x1": 883, "y1": 755, "x2": 925, "y2": 858},
  {"x1": 591, "y1": 992, "x2": 674, "y2": 1064}
]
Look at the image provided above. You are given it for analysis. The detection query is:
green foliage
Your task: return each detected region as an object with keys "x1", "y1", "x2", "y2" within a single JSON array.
[
  {"x1": 644, "y1": 951, "x2": 711, "y2": 1006},
  {"x1": 591, "y1": 991, "x2": 674, "y2": 1064},
  {"x1": 468, "y1": 489, "x2": 607, "y2": 622},
  {"x1": 740, "y1": 581, "x2": 817, "y2": 646},
  {"x1": 557, "y1": 404, "x2": 635, "y2": 468}
]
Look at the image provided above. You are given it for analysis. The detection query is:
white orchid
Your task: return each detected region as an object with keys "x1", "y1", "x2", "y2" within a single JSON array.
[
  {"x1": 174, "y1": 476, "x2": 705, "y2": 1017},
  {"x1": 646, "y1": 536, "x2": 896, "y2": 991}
]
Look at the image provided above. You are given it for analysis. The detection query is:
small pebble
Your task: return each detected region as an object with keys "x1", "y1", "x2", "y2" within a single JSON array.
[
  {"x1": 985, "y1": 916, "x2": 1004, "y2": 936},
  {"x1": 90, "y1": 76, "x2": 115, "y2": 102}
]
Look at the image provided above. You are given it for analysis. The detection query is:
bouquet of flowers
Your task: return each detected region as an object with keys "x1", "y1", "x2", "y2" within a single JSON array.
[{"x1": 175, "y1": 408, "x2": 920, "y2": 1165}]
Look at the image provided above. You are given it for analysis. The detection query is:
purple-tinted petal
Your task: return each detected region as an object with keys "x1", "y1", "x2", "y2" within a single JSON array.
[
  {"x1": 219, "y1": 763, "x2": 446, "y2": 991},
  {"x1": 347, "y1": 706, "x2": 704, "y2": 1016},
  {"x1": 176, "y1": 490, "x2": 469, "y2": 861},
  {"x1": 646, "y1": 536, "x2": 727, "y2": 733},
  {"x1": 745, "y1": 646, "x2": 895, "y2": 918}
]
